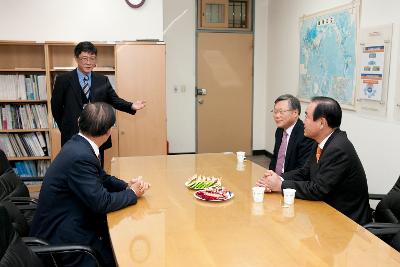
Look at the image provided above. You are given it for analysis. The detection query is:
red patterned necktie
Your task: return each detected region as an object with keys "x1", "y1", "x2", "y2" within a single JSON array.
[{"x1": 316, "y1": 146, "x2": 322, "y2": 163}]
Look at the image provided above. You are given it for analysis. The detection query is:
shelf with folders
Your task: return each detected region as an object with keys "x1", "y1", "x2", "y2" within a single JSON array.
[
  {"x1": 0, "y1": 132, "x2": 51, "y2": 157},
  {"x1": 0, "y1": 42, "x2": 51, "y2": 179},
  {"x1": 0, "y1": 132, "x2": 51, "y2": 178},
  {"x1": 0, "y1": 103, "x2": 49, "y2": 130},
  {"x1": 9, "y1": 159, "x2": 50, "y2": 178},
  {"x1": 0, "y1": 73, "x2": 47, "y2": 101}
]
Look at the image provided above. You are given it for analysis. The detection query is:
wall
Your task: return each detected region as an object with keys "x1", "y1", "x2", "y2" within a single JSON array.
[
  {"x1": 267, "y1": 0, "x2": 400, "y2": 193},
  {"x1": 253, "y1": 0, "x2": 268, "y2": 150},
  {"x1": 163, "y1": 0, "x2": 196, "y2": 153},
  {"x1": 163, "y1": 0, "x2": 268, "y2": 153},
  {"x1": 0, "y1": 0, "x2": 163, "y2": 41}
]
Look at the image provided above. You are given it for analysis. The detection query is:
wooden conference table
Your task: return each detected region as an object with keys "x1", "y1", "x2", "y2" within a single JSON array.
[{"x1": 107, "y1": 153, "x2": 400, "y2": 267}]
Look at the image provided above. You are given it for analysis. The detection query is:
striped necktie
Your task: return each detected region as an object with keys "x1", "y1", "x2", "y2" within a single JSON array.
[
  {"x1": 275, "y1": 131, "x2": 288, "y2": 175},
  {"x1": 82, "y1": 75, "x2": 90, "y2": 99}
]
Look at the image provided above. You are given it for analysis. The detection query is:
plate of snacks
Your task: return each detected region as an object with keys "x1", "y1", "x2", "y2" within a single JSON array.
[
  {"x1": 194, "y1": 187, "x2": 234, "y2": 202},
  {"x1": 185, "y1": 174, "x2": 221, "y2": 190}
]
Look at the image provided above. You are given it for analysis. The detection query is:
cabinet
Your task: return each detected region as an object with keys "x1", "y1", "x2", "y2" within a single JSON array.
[
  {"x1": 0, "y1": 42, "x2": 51, "y2": 178},
  {"x1": 115, "y1": 44, "x2": 167, "y2": 157},
  {"x1": 0, "y1": 41, "x2": 166, "y2": 176}
]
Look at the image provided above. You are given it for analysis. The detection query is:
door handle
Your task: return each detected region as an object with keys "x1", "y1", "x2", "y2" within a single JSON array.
[
  {"x1": 196, "y1": 88, "x2": 207, "y2": 96},
  {"x1": 198, "y1": 98, "x2": 204, "y2": 104}
]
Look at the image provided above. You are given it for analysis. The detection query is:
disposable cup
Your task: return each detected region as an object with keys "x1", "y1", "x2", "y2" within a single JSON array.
[
  {"x1": 283, "y1": 188, "x2": 296, "y2": 205},
  {"x1": 236, "y1": 151, "x2": 245, "y2": 162},
  {"x1": 252, "y1": 186, "x2": 265, "y2": 203}
]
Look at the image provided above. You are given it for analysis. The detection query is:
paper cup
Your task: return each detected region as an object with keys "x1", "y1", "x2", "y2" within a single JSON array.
[
  {"x1": 283, "y1": 188, "x2": 296, "y2": 205},
  {"x1": 236, "y1": 151, "x2": 246, "y2": 162},
  {"x1": 252, "y1": 186, "x2": 265, "y2": 203}
]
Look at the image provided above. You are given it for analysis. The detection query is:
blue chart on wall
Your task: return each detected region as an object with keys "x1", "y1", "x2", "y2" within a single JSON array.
[{"x1": 298, "y1": 4, "x2": 358, "y2": 106}]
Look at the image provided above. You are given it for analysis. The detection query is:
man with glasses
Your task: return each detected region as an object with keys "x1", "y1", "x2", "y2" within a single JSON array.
[
  {"x1": 51, "y1": 41, "x2": 145, "y2": 165},
  {"x1": 269, "y1": 94, "x2": 314, "y2": 175}
]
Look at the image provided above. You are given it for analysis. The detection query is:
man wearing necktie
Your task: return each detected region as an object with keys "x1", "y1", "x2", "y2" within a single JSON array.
[
  {"x1": 269, "y1": 94, "x2": 314, "y2": 175},
  {"x1": 51, "y1": 41, "x2": 146, "y2": 166},
  {"x1": 30, "y1": 103, "x2": 151, "y2": 267},
  {"x1": 257, "y1": 96, "x2": 371, "y2": 225}
]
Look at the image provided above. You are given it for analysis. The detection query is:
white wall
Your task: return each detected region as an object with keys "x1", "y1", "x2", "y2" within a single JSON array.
[
  {"x1": 0, "y1": 0, "x2": 163, "y2": 41},
  {"x1": 267, "y1": 0, "x2": 400, "y2": 193},
  {"x1": 253, "y1": 0, "x2": 268, "y2": 150},
  {"x1": 163, "y1": 0, "x2": 196, "y2": 153},
  {"x1": 163, "y1": 0, "x2": 268, "y2": 153}
]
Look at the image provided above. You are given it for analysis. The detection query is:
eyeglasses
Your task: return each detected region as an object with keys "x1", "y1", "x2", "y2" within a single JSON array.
[
  {"x1": 78, "y1": 56, "x2": 97, "y2": 63},
  {"x1": 270, "y1": 109, "x2": 293, "y2": 115}
]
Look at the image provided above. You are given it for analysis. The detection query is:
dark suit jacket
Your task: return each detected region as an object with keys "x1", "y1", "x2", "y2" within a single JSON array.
[
  {"x1": 281, "y1": 129, "x2": 371, "y2": 225},
  {"x1": 30, "y1": 135, "x2": 137, "y2": 256},
  {"x1": 51, "y1": 69, "x2": 135, "y2": 149},
  {"x1": 269, "y1": 119, "x2": 314, "y2": 173}
]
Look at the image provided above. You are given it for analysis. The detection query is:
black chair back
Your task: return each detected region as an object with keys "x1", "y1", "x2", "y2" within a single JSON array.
[
  {"x1": 0, "y1": 205, "x2": 44, "y2": 267},
  {"x1": 375, "y1": 176, "x2": 400, "y2": 224},
  {"x1": 0, "y1": 201, "x2": 29, "y2": 237},
  {"x1": 0, "y1": 169, "x2": 29, "y2": 201},
  {"x1": 0, "y1": 150, "x2": 11, "y2": 176}
]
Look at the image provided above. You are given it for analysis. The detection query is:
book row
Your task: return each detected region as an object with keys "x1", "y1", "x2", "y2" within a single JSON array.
[
  {"x1": 12, "y1": 160, "x2": 50, "y2": 178},
  {"x1": 0, "y1": 132, "x2": 51, "y2": 157},
  {"x1": 0, "y1": 74, "x2": 47, "y2": 100},
  {"x1": 0, "y1": 104, "x2": 48, "y2": 129}
]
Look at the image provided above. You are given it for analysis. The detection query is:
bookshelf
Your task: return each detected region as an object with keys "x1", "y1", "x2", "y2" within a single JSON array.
[
  {"x1": 0, "y1": 40, "x2": 166, "y2": 177},
  {"x1": 0, "y1": 41, "x2": 51, "y2": 178}
]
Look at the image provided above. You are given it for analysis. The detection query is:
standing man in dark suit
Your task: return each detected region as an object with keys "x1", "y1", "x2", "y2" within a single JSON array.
[
  {"x1": 51, "y1": 41, "x2": 146, "y2": 165},
  {"x1": 30, "y1": 103, "x2": 150, "y2": 267},
  {"x1": 269, "y1": 94, "x2": 314, "y2": 175},
  {"x1": 257, "y1": 96, "x2": 371, "y2": 225}
]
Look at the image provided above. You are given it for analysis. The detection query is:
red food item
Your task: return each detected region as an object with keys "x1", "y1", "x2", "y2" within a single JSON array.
[{"x1": 195, "y1": 187, "x2": 231, "y2": 201}]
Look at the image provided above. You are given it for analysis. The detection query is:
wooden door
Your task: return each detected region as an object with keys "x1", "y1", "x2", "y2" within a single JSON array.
[
  {"x1": 197, "y1": 32, "x2": 253, "y2": 154},
  {"x1": 116, "y1": 44, "x2": 166, "y2": 156}
]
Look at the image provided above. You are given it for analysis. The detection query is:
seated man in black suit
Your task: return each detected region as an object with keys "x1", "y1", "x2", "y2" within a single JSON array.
[
  {"x1": 30, "y1": 102, "x2": 150, "y2": 267},
  {"x1": 257, "y1": 96, "x2": 371, "y2": 225},
  {"x1": 269, "y1": 94, "x2": 314, "y2": 175}
]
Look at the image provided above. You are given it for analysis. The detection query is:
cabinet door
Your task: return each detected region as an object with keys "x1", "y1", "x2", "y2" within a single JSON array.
[
  {"x1": 200, "y1": 0, "x2": 229, "y2": 28},
  {"x1": 116, "y1": 44, "x2": 166, "y2": 156}
]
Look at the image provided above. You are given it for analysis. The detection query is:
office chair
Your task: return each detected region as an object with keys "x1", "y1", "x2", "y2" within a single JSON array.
[
  {"x1": 0, "y1": 150, "x2": 39, "y2": 230},
  {"x1": 0, "y1": 169, "x2": 38, "y2": 231},
  {"x1": 0, "y1": 149, "x2": 12, "y2": 176},
  {"x1": 0, "y1": 205, "x2": 104, "y2": 267},
  {"x1": 0, "y1": 205, "x2": 44, "y2": 267},
  {"x1": 0, "y1": 169, "x2": 30, "y2": 200},
  {"x1": 364, "y1": 175, "x2": 400, "y2": 251}
]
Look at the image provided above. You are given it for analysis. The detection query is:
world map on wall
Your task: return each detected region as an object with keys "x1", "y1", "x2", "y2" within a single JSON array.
[{"x1": 299, "y1": 7, "x2": 357, "y2": 105}]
